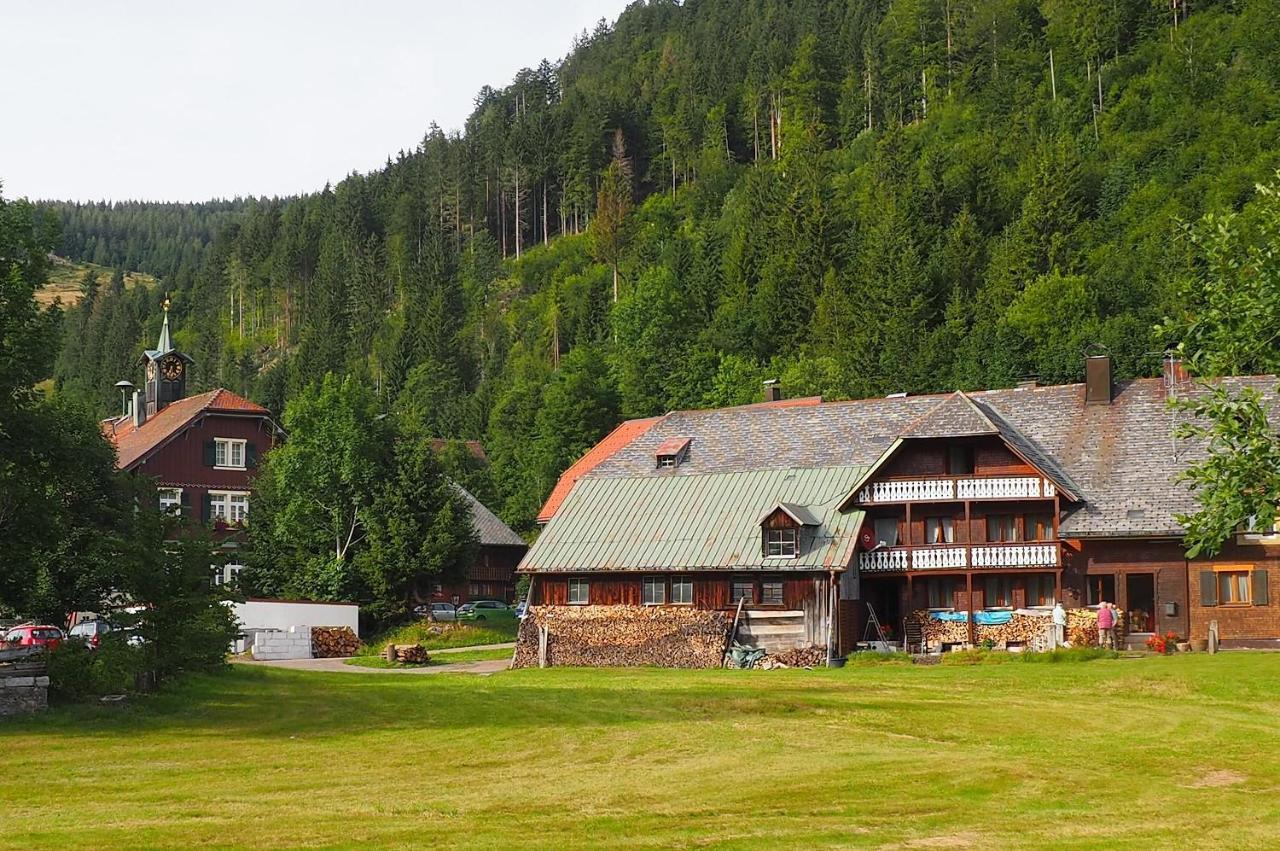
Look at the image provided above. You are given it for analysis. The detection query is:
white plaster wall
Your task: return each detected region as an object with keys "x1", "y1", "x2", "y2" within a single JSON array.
[{"x1": 230, "y1": 599, "x2": 359, "y2": 636}]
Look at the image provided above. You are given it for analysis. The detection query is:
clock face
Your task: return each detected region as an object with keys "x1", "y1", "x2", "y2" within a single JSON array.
[{"x1": 161, "y1": 356, "x2": 184, "y2": 381}]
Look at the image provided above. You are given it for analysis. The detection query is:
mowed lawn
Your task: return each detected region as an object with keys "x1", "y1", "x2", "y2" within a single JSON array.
[{"x1": 3, "y1": 655, "x2": 1280, "y2": 848}]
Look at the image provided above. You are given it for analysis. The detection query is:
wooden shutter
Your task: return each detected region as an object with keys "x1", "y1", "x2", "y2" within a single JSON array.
[
  {"x1": 970, "y1": 588, "x2": 985, "y2": 611},
  {"x1": 180, "y1": 490, "x2": 191, "y2": 517},
  {"x1": 1252, "y1": 570, "x2": 1270, "y2": 606},
  {"x1": 1012, "y1": 587, "x2": 1027, "y2": 610},
  {"x1": 201, "y1": 493, "x2": 212, "y2": 523},
  {"x1": 203, "y1": 441, "x2": 217, "y2": 466},
  {"x1": 953, "y1": 590, "x2": 969, "y2": 611},
  {"x1": 1199, "y1": 570, "x2": 1217, "y2": 607},
  {"x1": 245, "y1": 442, "x2": 258, "y2": 468}
]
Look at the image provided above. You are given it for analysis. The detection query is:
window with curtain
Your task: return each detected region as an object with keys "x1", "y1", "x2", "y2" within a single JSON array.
[
  {"x1": 1218, "y1": 571, "x2": 1250, "y2": 604},
  {"x1": 986, "y1": 514, "x2": 1018, "y2": 542},
  {"x1": 924, "y1": 516, "x2": 955, "y2": 544},
  {"x1": 1025, "y1": 574, "x2": 1056, "y2": 606},
  {"x1": 1024, "y1": 513, "x2": 1054, "y2": 541},
  {"x1": 873, "y1": 517, "x2": 900, "y2": 547},
  {"x1": 927, "y1": 578, "x2": 958, "y2": 609},
  {"x1": 984, "y1": 575, "x2": 1016, "y2": 608}
]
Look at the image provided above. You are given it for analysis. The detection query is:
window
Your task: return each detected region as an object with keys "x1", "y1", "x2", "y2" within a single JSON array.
[
  {"x1": 761, "y1": 581, "x2": 784, "y2": 606},
  {"x1": 568, "y1": 578, "x2": 589, "y2": 605},
  {"x1": 764, "y1": 528, "x2": 798, "y2": 558},
  {"x1": 1241, "y1": 512, "x2": 1280, "y2": 540},
  {"x1": 1086, "y1": 574, "x2": 1116, "y2": 606},
  {"x1": 926, "y1": 577, "x2": 959, "y2": 609},
  {"x1": 1024, "y1": 513, "x2": 1054, "y2": 541},
  {"x1": 924, "y1": 516, "x2": 955, "y2": 544},
  {"x1": 657, "y1": 455, "x2": 677, "y2": 468},
  {"x1": 643, "y1": 576, "x2": 666, "y2": 605},
  {"x1": 984, "y1": 575, "x2": 1016, "y2": 608},
  {"x1": 986, "y1": 514, "x2": 1019, "y2": 543},
  {"x1": 948, "y1": 445, "x2": 975, "y2": 474},
  {"x1": 873, "y1": 517, "x2": 900, "y2": 547},
  {"x1": 210, "y1": 491, "x2": 249, "y2": 524},
  {"x1": 672, "y1": 578, "x2": 693, "y2": 605},
  {"x1": 731, "y1": 581, "x2": 754, "y2": 605},
  {"x1": 1218, "y1": 570, "x2": 1250, "y2": 605},
  {"x1": 1025, "y1": 574, "x2": 1056, "y2": 607},
  {"x1": 211, "y1": 563, "x2": 244, "y2": 588},
  {"x1": 214, "y1": 438, "x2": 247, "y2": 469},
  {"x1": 158, "y1": 487, "x2": 183, "y2": 514}
]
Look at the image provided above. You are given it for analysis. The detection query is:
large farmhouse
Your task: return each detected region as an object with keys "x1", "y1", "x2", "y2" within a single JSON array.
[{"x1": 520, "y1": 355, "x2": 1280, "y2": 660}]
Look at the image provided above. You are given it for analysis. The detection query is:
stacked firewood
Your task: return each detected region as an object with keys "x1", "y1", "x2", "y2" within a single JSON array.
[
  {"x1": 1065, "y1": 608, "x2": 1122, "y2": 647},
  {"x1": 311, "y1": 626, "x2": 361, "y2": 658},
  {"x1": 384, "y1": 643, "x2": 429, "y2": 664},
  {"x1": 906, "y1": 611, "x2": 968, "y2": 645},
  {"x1": 513, "y1": 605, "x2": 730, "y2": 668},
  {"x1": 907, "y1": 609, "x2": 1122, "y2": 649},
  {"x1": 977, "y1": 614, "x2": 1051, "y2": 645},
  {"x1": 755, "y1": 645, "x2": 828, "y2": 669}
]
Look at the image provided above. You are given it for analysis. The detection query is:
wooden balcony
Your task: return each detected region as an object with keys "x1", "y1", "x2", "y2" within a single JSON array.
[
  {"x1": 858, "y1": 542, "x2": 1061, "y2": 573},
  {"x1": 857, "y1": 476, "x2": 1055, "y2": 504}
]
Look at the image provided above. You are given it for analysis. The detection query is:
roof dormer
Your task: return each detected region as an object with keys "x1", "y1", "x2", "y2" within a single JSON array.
[
  {"x1": 655, "y1": 437, "x2": 691, "y2": 469},
  {"x1": 758, "y1": 502, "x2": 820, "y2": 559}
]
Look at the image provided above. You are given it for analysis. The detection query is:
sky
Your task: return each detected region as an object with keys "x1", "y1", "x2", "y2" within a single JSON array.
[{"x1": 1, "y1": 0, "x2": 631, "y2": 203}]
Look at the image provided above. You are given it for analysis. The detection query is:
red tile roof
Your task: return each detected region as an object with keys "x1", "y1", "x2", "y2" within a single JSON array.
[
  {"x1": 655, "y1": 436, "x2": 692, "y2": 457},
  {"x1": 103, "y1": 389, "x2": 272, "y2": 471},
  {"x1": 536, "y1": 416, "x2": 662, "y2": 523}
]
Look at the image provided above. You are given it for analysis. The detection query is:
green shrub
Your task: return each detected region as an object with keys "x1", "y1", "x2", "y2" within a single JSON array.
[
  {"x1": 1018, "y1": 647, "x2": 1119, "y2": 664},
  {"x1": 844, "y1": 651, "x2": 914, "y2": 666},
  {"x1": 46, "y1": 637, "x2": 144, "y2": 702},
  {"x1": 939, "y1": 649, "x2": 1017, "y2": 666}
]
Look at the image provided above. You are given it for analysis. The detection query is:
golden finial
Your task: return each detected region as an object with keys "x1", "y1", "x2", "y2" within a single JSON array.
[{"x1": 163, "y1": 296, "x2": 171, "y2": 312}]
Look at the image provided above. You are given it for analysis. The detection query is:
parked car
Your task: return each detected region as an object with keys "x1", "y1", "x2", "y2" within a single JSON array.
[
  {"x1": 423, "y1": 602, "x2": 457, "y2": 622},
  {"x1": 456, "y1": 600, "x2": 509, "y2": 622},
  {"x1": 3, "y1": 625, "x2": 64, "y2": 651},
  {"x1": 68, "y1": 620, "x2": 113, "y2": 648},
  {"x1": 514, "y1": 601, "x2": 529, "y2": 619}
]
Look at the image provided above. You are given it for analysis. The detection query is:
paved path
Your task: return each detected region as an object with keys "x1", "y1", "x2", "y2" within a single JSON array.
[{"x1": 240, "y1": 642, "x2": 515, "y2": 675}]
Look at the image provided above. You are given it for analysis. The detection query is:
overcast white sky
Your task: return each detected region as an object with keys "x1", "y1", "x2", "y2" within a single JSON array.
[{"x1": 1, "y1": 0, "x2": 630, "y2": 202}]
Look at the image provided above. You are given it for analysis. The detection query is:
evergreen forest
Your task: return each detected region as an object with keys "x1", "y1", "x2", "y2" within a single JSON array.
[{"x1": 33, "y1": 0, "x2": 1280, "y2": 535}]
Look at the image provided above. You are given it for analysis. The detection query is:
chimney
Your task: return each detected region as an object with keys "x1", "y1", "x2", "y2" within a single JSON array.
[
  {"x1": 1163, "y1": 354, "x2": 1189, "y2": 390},
  {"x1": 132, "y1": 390, "x2": 147, "y2": 428},
  {"x1": 1085, "y1": 355, "x2": 1113, "y2": 405},
  {"x1": 762, "y1": 378, "x2": 782, "y2": 403}
]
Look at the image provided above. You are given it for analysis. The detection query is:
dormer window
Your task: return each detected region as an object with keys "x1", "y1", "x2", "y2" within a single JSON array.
[
  {"x1": 765, "y1": 528, "x2": 798, "y2": 558},
  {"x1": 655, "y1": 437, "x2": 691, "y2": 469}
]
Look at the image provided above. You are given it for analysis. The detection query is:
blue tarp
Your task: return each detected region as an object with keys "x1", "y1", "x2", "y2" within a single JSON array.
[{"x1": 929, "y1": 610, "x2": 1014, "y2": 625}]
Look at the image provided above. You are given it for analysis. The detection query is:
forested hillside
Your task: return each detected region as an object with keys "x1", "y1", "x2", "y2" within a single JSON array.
[{"x1": 42, "y1": 0, "x2": 1280, "y2": 534}]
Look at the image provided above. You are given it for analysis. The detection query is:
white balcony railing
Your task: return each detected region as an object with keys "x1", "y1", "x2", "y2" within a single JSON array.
[
  {"x1": 957, "y1": 477, "x2": 1052, "y2": 499},
  {"x1": 911, "y1": 546, "x2": 969, "y2": 570},
  {"x1": 858, "y1": 479, "x2": 955, "y2": 503},
  {"x1": 970, "y1": 544, "x2": 1058, "y2": 568},
  {"x1": 859, "y1": 476, "x2": 1053, "y2": 502},
  {"x1": 859, "y1": 549, "x2": 910, "y2": 572}
]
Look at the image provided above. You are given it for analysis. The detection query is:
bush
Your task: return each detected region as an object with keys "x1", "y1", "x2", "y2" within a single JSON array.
[
  {"x1": 46, "y1": 637, "x2": 145, "y2": 702},
  {"x1": 940, "y1": 649, "x2": 1018, "y2": 666}
]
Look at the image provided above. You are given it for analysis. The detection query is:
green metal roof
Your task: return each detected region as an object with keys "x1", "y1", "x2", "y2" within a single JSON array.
[{"x1": 519, "y1": 466, "x2": 867, "y2": 573}]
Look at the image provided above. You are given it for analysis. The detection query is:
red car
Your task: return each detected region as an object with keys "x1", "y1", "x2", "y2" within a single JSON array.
[{"x1": 2, "y1": 625, "x2": 64, "y2": 650}]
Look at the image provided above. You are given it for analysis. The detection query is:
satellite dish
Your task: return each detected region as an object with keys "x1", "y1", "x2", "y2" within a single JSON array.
[{"x1": 858, "y1": 526, "x2": 876, "y2": 551}]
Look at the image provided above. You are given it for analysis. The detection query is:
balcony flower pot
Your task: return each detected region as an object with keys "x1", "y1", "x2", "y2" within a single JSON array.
[{"x1": 1176, "y1": 641, "x2": 1190, "y2": 653}]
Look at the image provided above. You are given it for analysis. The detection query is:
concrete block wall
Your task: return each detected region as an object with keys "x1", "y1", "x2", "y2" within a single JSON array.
[
  {"x1": 0, "y1": 675, "x2": 49, "y2": 715},
  {"x1": 251, "y1": 625, "x2": 314, "y2": 661}
]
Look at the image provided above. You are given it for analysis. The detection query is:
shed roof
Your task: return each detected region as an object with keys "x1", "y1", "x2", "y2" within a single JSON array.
[{"x1": 519, "y1": 466, "x2": 866, "y2": 573}]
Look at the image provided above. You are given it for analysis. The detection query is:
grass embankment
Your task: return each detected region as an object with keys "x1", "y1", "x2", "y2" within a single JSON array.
[
  {"x1": 343, "y1": 647, "x2": 513, "y2": 669},
  {"x1": 35, "y1": 258, "x2": 157, "y2": 307},
  {"x1": 4, "y1": 654, "x2": 1280, "y2": 847},
  {"x1": 356, "y1": 612, "x2": 518, "y2": 658}
]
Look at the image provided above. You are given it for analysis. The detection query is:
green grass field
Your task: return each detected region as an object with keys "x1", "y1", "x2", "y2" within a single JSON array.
[
  {"x1": 4, "y1": 654, "x2": 1279, "y2": 848},
  {"x1": 344, "y1": 647, "x2": 513, "y2": 668},
  {"x1": 356, "y1": 612, "x2": 519, "y2": 656}
]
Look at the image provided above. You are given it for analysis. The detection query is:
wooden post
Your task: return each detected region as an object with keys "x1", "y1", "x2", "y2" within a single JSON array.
[
  {"x1": 538, "y1": 624, "x2": 549, "y2": 668},
  {"x1": 966, "y1": 571, "x2": 975, "y2": 646},
  {"x1": 1049, "y1": 49, "x2": 1057, "y2": 101}
]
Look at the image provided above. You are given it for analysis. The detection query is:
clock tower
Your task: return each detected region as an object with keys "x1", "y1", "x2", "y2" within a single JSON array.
[{"x1": 141, "y1": 298, "x2": 193, "y2": 416}]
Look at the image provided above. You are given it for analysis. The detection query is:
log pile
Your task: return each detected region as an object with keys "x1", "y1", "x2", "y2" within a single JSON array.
[
  {"x1": 1065, "y1": 608, "x2": 1122, "y2": 647},
  {"x1": 907, "y1": 608, "x2": 1123, "y2": 650},
  {"x1": 513, "y1": 605, "x2": 729, "y2": 668},
  {"x1": 755, "y1": 645, "x2": 827, "y2": 669},
  {"x1": 311, "y1": 627, "x2": 361, "y2": 658},
  {"x1": 384, "y1": 643, "x2": 429, "y2": 664}
]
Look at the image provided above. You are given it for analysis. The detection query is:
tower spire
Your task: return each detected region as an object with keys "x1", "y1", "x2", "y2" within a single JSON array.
[{"x1": 157, "y1": 296, "x2": 173, "y2": 354}]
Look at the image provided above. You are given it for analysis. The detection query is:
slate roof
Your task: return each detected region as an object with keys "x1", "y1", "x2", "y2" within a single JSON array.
[
  {"x1": 520, "y1": 467, "x2": 866, "y2": 573},
  {"x1": 455, "y1": 485, "x2": 526, "y2": 547},
  {"x1": 103, "y1": 389, "x2": 275, "y2": 471},
  {"x1": 580, "y1": 377, "x2": 1280, "y2": 538}
]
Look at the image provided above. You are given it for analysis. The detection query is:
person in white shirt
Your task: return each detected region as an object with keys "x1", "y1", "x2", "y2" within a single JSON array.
[{"x1": 1052, "y1": 601, "x2": 1068, "y2": 648}]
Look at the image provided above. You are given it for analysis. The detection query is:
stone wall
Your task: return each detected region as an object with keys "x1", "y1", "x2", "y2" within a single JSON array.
[
  {"x1": 0, "y1": 675, "x2": 49, "y2": 716},
  {"x1": 250, "y1": 626, "x2": 313, "y2": 661}
]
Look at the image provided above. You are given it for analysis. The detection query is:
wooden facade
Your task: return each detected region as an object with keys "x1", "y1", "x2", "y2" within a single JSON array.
[{"x1": 531, "y1": 572, "x2": 825, "y2": 611}]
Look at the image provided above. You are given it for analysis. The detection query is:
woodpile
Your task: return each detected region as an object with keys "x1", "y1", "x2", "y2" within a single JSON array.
[
  {"x1": 907, "y1": 608, "x2": 1123, "y2": 650},
  {"x1": 1066, "y1": 608, "x2": 1122, "y2": 647},
  {"x1": 311, "y1": 626, "x2": 361, "y2": 658},
  {"x1": 513, "y1": 605, "x2": 730, "y2": 668},
  {"x1": 384, "y1": 643, "x2": 429, "y2": 664},
  {"x1": 755, "y1": 645, "x2": 827, "y2": 669}
]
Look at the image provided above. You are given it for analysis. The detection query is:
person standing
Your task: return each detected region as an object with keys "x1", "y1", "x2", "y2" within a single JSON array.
[
  {"x1": 1052, "y1": 601, "x2": 1068, "y2": 648},
  {"x1": 1097, "y1": 601, "x2": 1116, "y2": 649}
]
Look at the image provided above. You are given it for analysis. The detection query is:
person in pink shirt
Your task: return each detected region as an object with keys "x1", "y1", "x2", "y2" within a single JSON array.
[{"x1": 1097, "y1": 601, "x2": 1116, "y2": 649}]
